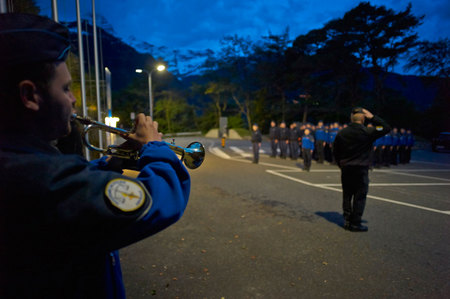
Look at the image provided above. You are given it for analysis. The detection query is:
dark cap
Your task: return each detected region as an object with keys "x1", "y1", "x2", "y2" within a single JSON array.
[
  {"x1": 351, "y1": 107, "x2": 364, "y2": 114},
  {"x1": 0, "y1": 13, "x2": 71, "y2": 66}
]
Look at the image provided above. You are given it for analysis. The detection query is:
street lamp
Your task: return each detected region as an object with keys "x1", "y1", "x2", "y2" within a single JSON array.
[{"x1": 135, "y1": 64, "x2": 166, "y2": 119}]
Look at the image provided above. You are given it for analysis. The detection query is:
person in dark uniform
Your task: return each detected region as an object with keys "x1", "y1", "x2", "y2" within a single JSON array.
[
  {"x1": 279, "y1": 121, "x2": 289, "y2": 159},
  {"x1": 390, "y1": 127, "x2": 400, "y2": 165},
  {"x1": 327, "y1": 122, "x2": 339, "y2": 164},
  {"x1": 398, "y1": 128, "x2": 407, "y2": 164},
  {"x1": 289, "y1": 123, "x2": 300, "y2": 160},
  {"x1": 405, "y1": 129, "x2": 415, "y2": 163},
  {"x1": 333, "y1": 108, "x2": 391, "y2": 232},
  {"x1": 0, "y1": 14, "x2": 190, "y2": 299},
  {"x1": 251, "y1": 123, "x2": 262, "y2": 163},
  {"x1": 268, "y1": 120, "x2": 279, "y2": 158},
  {"x1": 301, "y1": 128, "x2": 315, "y2": 171},
  {"x1": 383, "y1": 132, "x2": 392, "y2": 167},
  {"x1": 373, "y1": 135, "x2": 384, "y2": 168},
  {"x1": 315, "y1": 121, "x2": 327, "y2": 164}
]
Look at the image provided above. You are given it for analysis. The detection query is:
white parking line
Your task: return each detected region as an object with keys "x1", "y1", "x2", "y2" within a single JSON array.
[
  {"x1": 230, "y1": 146, "x2": 252, "y2": 158},
  {"x1": 209, "y1": 147, "x2": 231, "y2": 159},
  {"x1": 411, "y1": 160, "x2": 450, "y2": 167},
  {"x1": 377, "y1": 169, "x2": 450, "y2": 182},
  {"x1": 266, "y1": 169, "x2": 450, "y2": 216},
  {"x1": 209, "y1": 146, "x2": 450, "y2": 215},
  {"x1": 317, "y1": 183, "x2": 450, "y2": 187}
]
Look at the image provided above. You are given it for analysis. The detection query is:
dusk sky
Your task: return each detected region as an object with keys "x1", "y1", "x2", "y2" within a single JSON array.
[{"x1": 36, "y1": 0, "x2": 450, "y2": 74}]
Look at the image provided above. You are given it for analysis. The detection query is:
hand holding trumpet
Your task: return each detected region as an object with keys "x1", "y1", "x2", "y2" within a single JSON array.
[
  {"x1": 73, "y1": 113, "x2": 205, "y2": 169},
  {"x1": 118, "y1": 114, "x2": 163, "y2": 152}
]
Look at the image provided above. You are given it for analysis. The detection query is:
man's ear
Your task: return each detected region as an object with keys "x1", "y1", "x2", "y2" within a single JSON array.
[{"x1": 18, "y1": 80, "x2": 41, "y2": 111}]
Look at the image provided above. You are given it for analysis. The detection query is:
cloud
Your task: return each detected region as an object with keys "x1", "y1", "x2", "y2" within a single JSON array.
[{"x1": 36, "y1": 0, "x2": 449, "y2": 68}]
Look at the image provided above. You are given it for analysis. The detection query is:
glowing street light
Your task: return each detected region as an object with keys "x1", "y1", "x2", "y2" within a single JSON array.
[{"x1": 135, "y1": 64, "x2": 166, "y2": 119}]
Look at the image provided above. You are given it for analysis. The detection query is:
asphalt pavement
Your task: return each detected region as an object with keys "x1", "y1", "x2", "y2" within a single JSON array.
[{"x1": 120, "y1": 137, "x2": 450, "y2": 298}]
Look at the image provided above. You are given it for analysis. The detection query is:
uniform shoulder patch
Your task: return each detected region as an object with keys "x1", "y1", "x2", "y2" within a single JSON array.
[
  {"x1": 105, "y1": 178, "x2": 147, "y2": 212},
  {"x1": 376, "y1": 126, "x2": 383, "y2": 131}
]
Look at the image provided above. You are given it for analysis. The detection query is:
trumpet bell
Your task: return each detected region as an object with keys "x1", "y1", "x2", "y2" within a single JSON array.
[{"x1": 182, "y1": 142, "x2": 205, "y2": 169}]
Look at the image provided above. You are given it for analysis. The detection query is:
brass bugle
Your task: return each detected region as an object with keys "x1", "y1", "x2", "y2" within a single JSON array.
[{"x1": 72, "y1": 114, "x2": 205, "y2": 169}]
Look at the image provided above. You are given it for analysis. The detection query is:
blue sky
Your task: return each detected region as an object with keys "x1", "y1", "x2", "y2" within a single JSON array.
[{"x1": 36, "y1": 0, "x2": 450, "y2": 75}]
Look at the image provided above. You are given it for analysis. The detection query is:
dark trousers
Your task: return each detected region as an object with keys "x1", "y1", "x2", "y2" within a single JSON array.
[
  {"x1": 341, "y1": 166, "x2": 369, "y2": 225},
  {"x1": 328, "y1": 144, "x2": 336, "y2": 164},
  {"x1": 391, "y1": 147, "x2": 398, "y2": 165},
  {"x1": 406, "y1": 146, "x2": 412, "y2": 163},
  {"x1": 252, "y1": 142, "x2": 260, "y2": 163},
  {"x1": 302, "y1": 148, "x2": 312, "y2": 170},
  {"x1": 289, "y1": 140, "x2": 299, "y2": 160},
  {"x1": 316, "y1": 141, "x2": 325, "y2": 163},
  {"x1": 374, "y1": 147, "x2": 383, "y2": 168},
  {"x1": 399, "y1": 145, "x2": 407, "y2": 164},
  {"x1": 270, "y1": 140, "x2": 278, "y2": 157},
  {"x1": 383, "y1": 147, "x2": 391, "y2": 166},
  {"x1": 279, "y1": 140, "x2": 288, "y2": 159}
]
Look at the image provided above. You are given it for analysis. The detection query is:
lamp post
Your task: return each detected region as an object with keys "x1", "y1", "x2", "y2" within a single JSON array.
[{"x1": 135, "y1": 64, "x2": 166, "y2": 119}]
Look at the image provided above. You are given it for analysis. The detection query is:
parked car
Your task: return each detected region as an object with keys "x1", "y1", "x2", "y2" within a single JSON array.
[{"x1": 432, "y1": 132, "x2": 450, "y2": 152}]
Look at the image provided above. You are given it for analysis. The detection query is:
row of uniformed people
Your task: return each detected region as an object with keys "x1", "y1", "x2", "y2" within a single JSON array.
[
  {"x1": 269, "y1": 120, "x2": 342, "y2": 164},
  {"x1": 372, "y1": 127, "x2": 415, "y2": 167},
  {"x1": 268, "y1": 120, "x2": 415, "y2": 168}
]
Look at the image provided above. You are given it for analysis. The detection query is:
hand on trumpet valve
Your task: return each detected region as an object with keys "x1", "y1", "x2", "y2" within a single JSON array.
[{"x1": 119, "y1": 113, "x2": 163, "y2": 151}]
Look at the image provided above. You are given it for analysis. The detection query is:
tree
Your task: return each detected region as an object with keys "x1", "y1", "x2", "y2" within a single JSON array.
[
  {"x1": 201, "y1": 35, "x2": 256, "y2": 130},
  {"x1": 252, "y1": 28, "x2": 292, "y2": 123},
  {"x1": 405, "y1": 38, "x2": 450, "y2": 135},
  {"x1": 154, "y1": 90, "x2": 192, "y2": 133},
  {"x1": 204, "y1": 82, "x2": 228, "y2": 119},
  {"x1": 405, "y1": 38, "x2": 450, "y2": 78},
  {"x1": 288, "y1": 26, "x2": 364, "y2": 122},
  {"x1": 327, "y1": 2, "x2": 423, "y2": 110}
]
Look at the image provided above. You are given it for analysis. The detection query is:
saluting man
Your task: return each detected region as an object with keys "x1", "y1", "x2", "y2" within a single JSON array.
[
  {"x1": 0, "y1": 14, "x2": 190, "y2": 299},
  {"x1": 333, "y1": 108, "x2": 391, "y2": 232}
]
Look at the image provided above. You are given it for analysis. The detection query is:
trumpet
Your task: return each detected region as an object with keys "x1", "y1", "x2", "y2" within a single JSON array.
[{"x1": 72, "y1": 114, "x2": 205, "y2": 169}]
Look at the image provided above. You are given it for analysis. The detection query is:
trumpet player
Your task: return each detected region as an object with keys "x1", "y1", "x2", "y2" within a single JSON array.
[{"x1": 0, "y1": 13, "x2": 190, "y2": 299}]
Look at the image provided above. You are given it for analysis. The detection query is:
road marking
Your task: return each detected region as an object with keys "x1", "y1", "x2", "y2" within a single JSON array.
[
  {"x1": 266, "y1": 169, "x2": 450, "y2": 216},
  {"x1": 209, "y1": 147, "x2": 231, "y2": 159},
  {"x1": 378, "y1": 169, "x2": 450, "y2": 172},
  {"x1": 411, "y1": 160, "x2": 450, "y2": 167},
  {"x1": 209, "y1": 146, "x2": 450, "y2": 215},
  {"x1": 230, "y1": 146, "x2": 252, "y2": 157},
  {"x1": 377, "y1": 169, "x2": 450, "y2": 182},
  {"x1": 317, "y1": 183, "x2": 450, "y2": 187}
]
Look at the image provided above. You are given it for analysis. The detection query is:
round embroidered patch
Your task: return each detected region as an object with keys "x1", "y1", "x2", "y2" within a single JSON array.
[{"x1": 105, "y1": 178, "x2": 146, "y2": 212}]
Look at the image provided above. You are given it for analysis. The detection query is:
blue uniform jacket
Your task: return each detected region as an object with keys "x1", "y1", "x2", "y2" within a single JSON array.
[
  {"x1": 374, "y1": 136, "x2": 384, "y2": 147},
  {"x1": 327, "y1": 129, "x2": 338, "y2": 144},
  {"x1": 391, "y1": 133, "x2": 400, "y2": 146},
  {"x1": 383, "y1": 134, "x2": 393, "y2": 146},
  {"x1": 0, "y1": 133, "x2": 190, "y2": 299},
  {"x1": 315, "y1": 127, "x2": 327, "y2": 142},
  {"x1": 399, "y1": 134, "x2": 407, "y2": 146},
  {"x1": 302, "y1": 135, "x2": 315, "y2": 150},
  {"x1": 406, "y1": 133, "x2": 415, "y2": 146}
]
